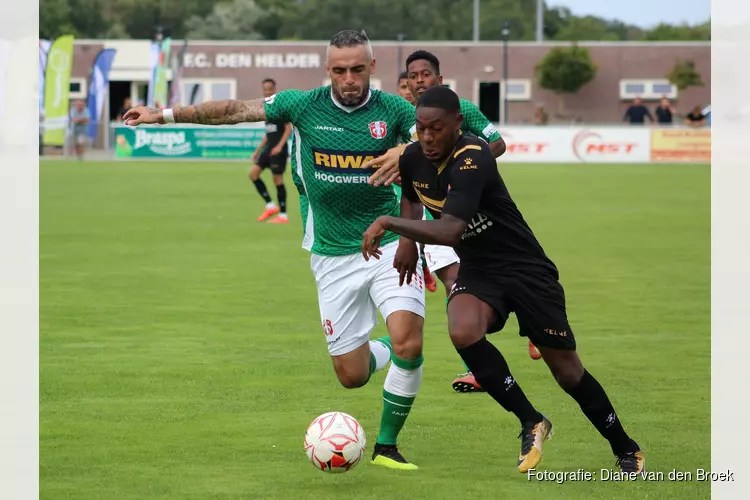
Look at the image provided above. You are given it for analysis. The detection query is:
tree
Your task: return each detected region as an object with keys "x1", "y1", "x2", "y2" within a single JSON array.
[
  {"x1": 184, "y1": 0, "x2": 264, "y2": 40},
  {"x1": 666, "y1": 59, "x2": 704, "y2": 91},
  {"x1": 536, "y1": 44, "x2": 597, "y2": 117},
  {"x1": 645, "y1": 22, "x2": 710, "y2": 41}
]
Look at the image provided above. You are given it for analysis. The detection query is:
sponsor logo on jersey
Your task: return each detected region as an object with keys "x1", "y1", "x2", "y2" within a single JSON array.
[
  {"x1": 315, "y1": 125, "x2": 344, "y2": 132},
  {"x1": 461, "y1": 212, "x2": 493, "y2": 240},
  {"x1": 369, "y1": 121, "x2": 388, "y2": 139},
  {"x1": 459, "y1": 157, "x2": 477, "y2": 170},
  {"x1": 482, "y1": 123, "x2": 497, "y2": 139},
  {"x1": 312, "y1": 148, "x2": 385, "y2": 174}
]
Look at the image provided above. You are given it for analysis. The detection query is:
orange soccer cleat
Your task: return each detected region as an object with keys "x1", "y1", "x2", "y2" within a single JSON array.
[
  {"x1": 267, "y1": 214, "x2": 289, "y2": 224},
  {"x1": 423, "y1": 266, "x2": 437, "y2": 292},
  {"x1": 452, "y1": 372, "x2": 485, "y2": 393},
  {"x1": 528, "y1": 340, "x2": 542, "y2": 360},
  {"x1": 257, "y1": 206, "x2": 280, "y2": 222}
]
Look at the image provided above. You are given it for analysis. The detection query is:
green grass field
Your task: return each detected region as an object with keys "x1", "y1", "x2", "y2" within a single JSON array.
[{"x1": 40, "y1": 160, "x2": 710, "y2": 500}]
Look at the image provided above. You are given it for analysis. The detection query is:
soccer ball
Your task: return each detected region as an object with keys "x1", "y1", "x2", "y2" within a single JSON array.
[{"x1": 304, "y1": 412, "x2": 366, "y2": 473}]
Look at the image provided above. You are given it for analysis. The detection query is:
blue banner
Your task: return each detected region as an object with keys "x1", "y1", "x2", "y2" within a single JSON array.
[{"x1": 87, "y1": 48, "x2": 117, "y2": 140}]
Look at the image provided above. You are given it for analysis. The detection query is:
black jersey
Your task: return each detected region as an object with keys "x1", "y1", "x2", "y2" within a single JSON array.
[
  {"x1": 263, "y1": 119, "x2": 288, "y2": 152},
  {"x1": 399, "y1": 134, "x2": 558, "y2": 276}
]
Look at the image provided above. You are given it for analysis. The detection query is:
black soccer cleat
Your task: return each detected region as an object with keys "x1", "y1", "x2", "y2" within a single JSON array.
[
  {"x1": 615, "y1": 442, "x2": 646, "y2": 474},
  {"x1": 371, "y1": 443, "x2": 418, "y2": 470}
]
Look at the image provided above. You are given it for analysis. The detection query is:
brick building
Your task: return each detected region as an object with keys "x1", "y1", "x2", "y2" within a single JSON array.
[{"x1": 69, "y1": 39, "x2": 709, "y2": 138}]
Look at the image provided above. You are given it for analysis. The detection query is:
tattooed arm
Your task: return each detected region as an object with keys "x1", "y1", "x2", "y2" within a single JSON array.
[
  {"x1": 123, "y1": 98, "x2": 267, "y2": 126},
  {"x1": 174, "y1": 98, "x2": 266, "y2": 125}
]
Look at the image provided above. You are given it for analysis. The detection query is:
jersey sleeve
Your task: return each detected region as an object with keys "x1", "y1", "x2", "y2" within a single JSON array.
[
  {"x1": 441, "y1": 146, "x2": 488, "y2": 223},
  {"x1": 397, "y1": 151, "x2": 419, "y2": 203},
  {"x1": 394, "y1": 96, "x2": 417, "y2": 143},
  {"x1": 461, "y1": 100, "x2": 502, "y2": 142},
  {"x1": 263, "y1": 89, "x2": 306, "y2": 123}
]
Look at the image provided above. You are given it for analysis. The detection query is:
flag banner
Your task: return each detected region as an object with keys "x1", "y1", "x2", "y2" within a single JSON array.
[
  {"x1": 39, "y1": 39, "x2": 52, "y2": 112},
  {"x1": 146, "y1": 41, "x2": 160, "y2": 107},
  {"x1": 169, "y1": 40, "x2": 188, "y2": 107},
  {"x1": 152, "y1": 37, "x2": 171, "y2": 108},
  {"x1": 42, "y1": 34, "x2": 75, "y2": 146},
  {"x1": 87, "y1": 48, "x2": 117, "y2": 140}
]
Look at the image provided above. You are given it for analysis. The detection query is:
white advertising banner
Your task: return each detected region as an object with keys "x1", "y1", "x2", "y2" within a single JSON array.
[{"x1": 496, "y1": 126, "x2": 653, "y2": 164}]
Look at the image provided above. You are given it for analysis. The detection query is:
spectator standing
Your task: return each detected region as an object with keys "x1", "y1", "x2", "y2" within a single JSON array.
[
  {"x1": 69, "y1": 100, "x2": 91, "y2": 160},
  {"x1": 654, "y1": 97, "x2": 675, "y2": 126},
  {"x1": 623, "y1": 97, "x2": 654, "y2": 125}
]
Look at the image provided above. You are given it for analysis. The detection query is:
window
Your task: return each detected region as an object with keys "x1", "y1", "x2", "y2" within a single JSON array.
[
  {"x1": 619, "y1": 79, "x2": 678, "y2": 100},
  {"x1": 502, "y1": 79, "x2": 531, "y2": 101},
  {"x1": 180, "y1": 78, "x2": 237, "y2": 106},
  {"x1": 322, "y1": 78, "x2": 382, "y2": 90},
  {"x1": 69, "y1": 77, "x2": 87, "y2": 99},
  {"x1": 441, "y1": 79, "x2": 457, "y2": 90}
]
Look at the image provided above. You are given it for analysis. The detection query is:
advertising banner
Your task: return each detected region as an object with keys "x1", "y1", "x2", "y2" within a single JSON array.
[
  {"x1": 650, "y1": 129, "x2": 711, "y2": 163},
  {"x1": 113, "y1": 126, "x2": 268, "y2": 159},
  {"x1": 497, "y1": 127, "x2": 651, "y2": 164}
]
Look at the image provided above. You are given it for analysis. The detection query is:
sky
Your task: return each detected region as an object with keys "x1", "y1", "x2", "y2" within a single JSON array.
[{"x1": 549, "y1": 0, "x2": 711, "y2": 28}]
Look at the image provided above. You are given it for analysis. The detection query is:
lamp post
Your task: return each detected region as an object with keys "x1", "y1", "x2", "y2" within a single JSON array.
[
  {"x1": 397, "y1": 33, "x2": 405, "y2": 76},
  {"x1": 536, "y1": 0, "x2": 544, "y2": 43},
  {"x1": 473, "y1": 0, "x2": 480, "y2": 42},
  {"x1": 502, "y1": 21, "x2": 510, "y2": 124}
]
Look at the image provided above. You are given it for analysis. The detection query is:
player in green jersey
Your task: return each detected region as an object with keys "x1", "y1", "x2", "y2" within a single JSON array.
[{"x1": 124, "y1": 30, "x2": 425, "y2": 471}]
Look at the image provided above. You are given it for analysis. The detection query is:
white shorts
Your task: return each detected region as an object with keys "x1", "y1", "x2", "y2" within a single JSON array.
[
  {"x1": 420, "y1": 209, "x2": 460, "y2": 274},
  {"x1": 423, "y1": 244, "x2": 460, "y2": 274},
  {"x1": 311, "y1": 240, "x2": 426, "y2": 356}
]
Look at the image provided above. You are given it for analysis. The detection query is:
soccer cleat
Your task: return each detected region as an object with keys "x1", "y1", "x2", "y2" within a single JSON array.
[
  {"x1": 371, "y1": 443, "x2": 418, "y2": 470},
  {"x1": 517, "y1": 415, "x2": 553, "y2": 473},
  {"x1": 257, "y1": 206, "x2": 280, "y2": 222},
  {"x1": 528, "y1": 341, "x2": 542, "y2": 360},
  {"x1": 615, "y1": 443, "x2": 646, "y2": 475},
  {"x1": 268, "y1": 214, "x2": 289, "y2": 224},
  {"x1": 452, "y1": 372, "x2": 485, "y2": 393},
  {"x1": 424, "y1": 267, "x2": 437, "y2": 292}
]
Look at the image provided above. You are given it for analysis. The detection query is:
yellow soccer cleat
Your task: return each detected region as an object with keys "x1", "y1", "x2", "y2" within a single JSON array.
[
  {"x1": 371, "y1": 444, "x2": 419, "y2": 470},
  {"x1": 517, "y1": 415, "x2": 553, "y2": 473}
]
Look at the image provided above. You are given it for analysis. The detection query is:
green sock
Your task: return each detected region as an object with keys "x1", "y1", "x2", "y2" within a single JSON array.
[{"x1": 377, "y1": 354, "x2": 423, "y2": 446}]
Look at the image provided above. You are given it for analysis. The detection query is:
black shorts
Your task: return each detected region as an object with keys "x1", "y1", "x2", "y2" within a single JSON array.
[
  {"x1": 448, "y1": 268, "x2": 576, "y2": 350},
  {"x1": 256, "y1": 148, "x2": 288, "y2": 175}
]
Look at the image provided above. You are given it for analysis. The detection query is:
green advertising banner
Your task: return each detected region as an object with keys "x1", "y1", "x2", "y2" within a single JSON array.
[
  {"x1": 43, "y1": 35, "x2": 75, "y2": 146},
  {"x1": 114, "y1": 126, "x2": 271, "y2": 159}
]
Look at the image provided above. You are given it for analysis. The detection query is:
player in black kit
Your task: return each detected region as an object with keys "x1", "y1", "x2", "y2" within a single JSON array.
[
  {"x1": 362, "y1": 86, "x2": 645, "y2": 475},
  {"x1": 250, "y1": 78, "x2": 292, "y2": 224}
]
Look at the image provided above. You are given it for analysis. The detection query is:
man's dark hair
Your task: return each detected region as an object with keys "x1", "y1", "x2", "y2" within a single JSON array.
[
  {"x1": 262, "y1": 78, "x2": 276, "y2": 86},
  {"x1": 327, "y1": 29, "x2": 372, "y2": 60},
  {"x1": 417, "y1": 86, "x2": 460, "y2": 114},
  {"x1": 405, "y1": 50, "x2": 440, "y2": 75},
  {"x1": 398, "y1": 71, "x2": 408, "y2": 82}
]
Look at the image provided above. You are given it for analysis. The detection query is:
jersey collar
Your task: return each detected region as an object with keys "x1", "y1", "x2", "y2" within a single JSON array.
[{"x1": 330, "y1": 87, "x2": 372, "y2": 113}]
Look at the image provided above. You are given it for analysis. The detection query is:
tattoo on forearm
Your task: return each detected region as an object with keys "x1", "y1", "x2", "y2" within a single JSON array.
[{"x1": 174, "y1": 99, "x2": 266, "y2": 125}]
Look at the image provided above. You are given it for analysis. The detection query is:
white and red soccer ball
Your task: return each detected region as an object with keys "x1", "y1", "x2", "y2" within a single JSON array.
[{"x1": 304, "y1": 412, "x2": 366, "y2": 473}]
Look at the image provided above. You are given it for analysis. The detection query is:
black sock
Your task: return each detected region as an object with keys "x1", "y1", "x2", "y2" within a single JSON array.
[
  {"x1": 457, "y1": 337, "x2": 542, "y2": 426},
  {"x1": 564, "y1": 370, "x2": 636, "y2": 455},
  {"x1": 252, "y1": 179, "x2": 272, "y2": 203},
  {"x1": 276, "y1": 184, "x2": 287, "y2": 213}
]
